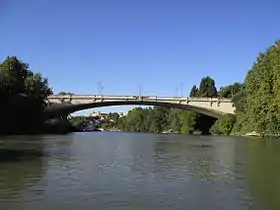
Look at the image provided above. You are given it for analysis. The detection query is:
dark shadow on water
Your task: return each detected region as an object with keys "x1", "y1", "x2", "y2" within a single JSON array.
[
  {"x1": 0, "y1": 149, "x2": 43, "y2": 162},
  {"x1": 0, "y1": 135, "x2": 47, "y2": 196}
]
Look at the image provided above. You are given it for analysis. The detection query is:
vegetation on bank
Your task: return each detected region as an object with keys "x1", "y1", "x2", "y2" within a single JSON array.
[
  {"x1": 69, "y1": 108, "x2": 209, "y2": 134},
  {"x1": 117, "y1": 107, "x2": 216, "y2": 134},
  {"x1": 0, "y1": 57, "x2": 53, "y2": 134},
  {"x1": 211, "y1": 41, "x2": 280, "y2": 136}
]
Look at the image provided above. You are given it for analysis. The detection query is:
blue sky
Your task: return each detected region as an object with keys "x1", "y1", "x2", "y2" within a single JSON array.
[{"x1": 1, "y1": 0, "x2": 279, "y2": 115}]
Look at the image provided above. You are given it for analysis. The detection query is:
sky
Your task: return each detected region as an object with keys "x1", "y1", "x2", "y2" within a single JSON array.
[{"x1": 1, "y1": 0, "x2": 279, "y2": 115}]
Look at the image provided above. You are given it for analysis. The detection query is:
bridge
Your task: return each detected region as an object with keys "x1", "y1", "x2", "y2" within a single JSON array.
[{"x1": 45, "y1": 94, "x2": 235, "y2": 119}]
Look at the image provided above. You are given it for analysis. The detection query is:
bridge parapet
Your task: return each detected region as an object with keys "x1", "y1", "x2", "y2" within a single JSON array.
[{"x1": 47, "y1": 95, "x2": 232, "y2": 102}]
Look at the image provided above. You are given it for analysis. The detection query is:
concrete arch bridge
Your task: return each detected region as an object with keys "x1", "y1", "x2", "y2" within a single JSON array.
[{"x1": 44, "y1": 94, "x2": 235, "y2": 119}]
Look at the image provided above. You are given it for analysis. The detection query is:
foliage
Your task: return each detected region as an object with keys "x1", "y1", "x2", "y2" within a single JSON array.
[
  {"x1": 24, "y1": 73, "x2": 53, "y2": 101},
  {"x1": 0, "y1": 56, "x2": 52, "y2": 134},
  {"x1": 231, "y1": 89, "x2": 247, "y2": 113},
  {"x1": 102, "y1": 107, "x2": 214, "y2": 134},
  {"x1": 178, "y1": 110, "x2": 198, "y2": 133},
  {"x1": 69, "y1": 116, "x2": 95, "y2": 130},
  {"x1": 189, "y1": 85, "x2": 199, "y2": 97},
  {"x1": 198, "y1": 76, "x2": 217, "y2": 97},
  {"x1": 234, "y1": 40, "x2": 280, "y2": 135},
  {"x1": 210, "y1": 114, "x2": 236, "y2": 135},
  {"x1": 99, "y1": 112, "x2": 120, "y2": 129},
  {"x1": 207, "y1": 40, "x2": 280, "y2": 136},
  {"x1": 0, "y1": 56, "x2": 52, "y2": 99},
  {"x1": 189, "y1": 76, "x2": 218, "y2": 98},
  {"x1": 218, "y1": 82, "x2": 244, "y2": 98},
  {"x1": 57, "y1": 92, "x2": 73, "y2": 95}
]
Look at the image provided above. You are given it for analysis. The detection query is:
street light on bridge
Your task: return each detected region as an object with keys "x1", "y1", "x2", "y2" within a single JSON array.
[
  {"x1": 96, "y1": 81, "x2": 104, "y2": 96},
  {"x1": 180, "y1": 83, "x2": 184, "y2": 97},
  {"x1": 175, "y1": 87, "x2": 179, "y2": 97},
  {"x1": 139, "y1": 83, "x2": 143, "y2": 97}
]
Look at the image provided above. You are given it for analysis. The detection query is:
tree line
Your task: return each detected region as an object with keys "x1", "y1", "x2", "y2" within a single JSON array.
[{"x1": 211, "y1": 41, "x2": 280, "y2": 136}]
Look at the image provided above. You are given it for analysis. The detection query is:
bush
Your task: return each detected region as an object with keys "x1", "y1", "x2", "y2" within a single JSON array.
[{"x1": 210, "y1": 114, "x2": 236, "y2": 135}]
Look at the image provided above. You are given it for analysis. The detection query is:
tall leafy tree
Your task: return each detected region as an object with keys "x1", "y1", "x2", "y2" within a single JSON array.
[
  {"x1": 198, "y1": 76, "x2": 217, "y2": 97},
  {"x1": 0, "y1": 56, "x2": 53, "y2": 134},
  {"x1": 242, "y1": 41, "x2": 280, "y2": 134}
]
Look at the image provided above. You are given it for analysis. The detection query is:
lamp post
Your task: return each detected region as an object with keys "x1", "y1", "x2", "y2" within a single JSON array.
[
  {"x1": 180, "y1": 83, "x2": 184, "y2": 97},
  {"x1": 139, "y1": 83, "x2": 143, "y2": 97},
  {"x1": 175, "y1": 87, "x2": 179, "y2": 97},
  {"x1": 96, "y1": 82, "x2": 103, "y2": 96}
]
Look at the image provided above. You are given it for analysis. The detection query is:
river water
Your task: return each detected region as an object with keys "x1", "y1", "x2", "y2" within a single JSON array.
[{"x1": 0, "y1": 132, "x2": 280, "y2": 210}]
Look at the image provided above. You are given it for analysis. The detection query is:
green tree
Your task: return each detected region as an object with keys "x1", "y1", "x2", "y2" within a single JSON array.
[
  {"x1": 123, "y1": 107, "x2": 147, "y2": 132},
  {"x1": 0, "y1": 56, "x2": 30, "y2": 95},
  {"x1": 0, "y1": 56, "x2": 53, "y2": 134},
  {"x1": 236, "y1": 40, "x2": 280, "y2": 135},
  {"x1": 69, "y1": 116, "x2": 91, "y2": 129},
  {"x1": 189, "y1": 85, "x2": 199, "y2": 97},
  {"x1": 167, "y1": 109, "x2": 181, "y2": 132},
  {"x1": 57, "y1": 92, "x2": 73, "y2": 95},
  {"x1": 24, "y1": 73, "x2": 52, "y2": 101},
  {"x1": 178, "y1": 110, "x2": 198, "y2": 133},
  {"x1": 218, "y1": 82, "x2": 244, "y2": 98},
  {"x1": 231, "y1": 89, "x2": 247, "y2": 113},
  {"x1": 151, "y1": 107, "x2": 169, "y2": 132},
  {"x1": 114, "y1": 106, "x2": 206, "y2": 134},
  {"x1": 210, "y1": 114, "x2": 236, "y2": 135},
  {"x1": 198, "y1": 76, "x2": 217, "y2": 97}
]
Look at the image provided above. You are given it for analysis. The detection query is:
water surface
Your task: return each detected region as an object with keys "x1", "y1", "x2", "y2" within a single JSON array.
[{"x1": 0, "y1": 132, "x2": 280, "y2": 210}]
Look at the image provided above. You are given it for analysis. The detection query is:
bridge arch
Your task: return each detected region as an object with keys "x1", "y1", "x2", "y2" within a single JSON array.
[{"x1": 44, "y1": 100, "x2": 225, "y2": 119}]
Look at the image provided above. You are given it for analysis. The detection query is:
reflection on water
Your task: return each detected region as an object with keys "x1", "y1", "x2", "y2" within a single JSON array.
[
  {"x1": 0, "y1": 132, "x2": 279, "y2": 210},
  {"x1": 245, "y1": 139, "x2": 280, "y2": 210},
  {"x1": 0, "y1": 136, "x2": 46, "y2": 204}
]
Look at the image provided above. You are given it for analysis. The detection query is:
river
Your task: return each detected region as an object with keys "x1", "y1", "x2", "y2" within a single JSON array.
[{"x1": 0, "y1": 132, "x2": 279, "y2": 210}]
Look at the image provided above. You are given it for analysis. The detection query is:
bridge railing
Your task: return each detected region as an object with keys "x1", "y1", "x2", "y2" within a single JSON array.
[{"x1": 47, "y1": 95, "x2": 232, "y2": 103}]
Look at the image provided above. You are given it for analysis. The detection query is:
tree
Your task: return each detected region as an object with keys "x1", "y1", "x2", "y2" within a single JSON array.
[
  {"x1": 167, "y1": 109, "x2": 181, "y2": 132},
  {"x1": 198, "y1": 76, "x2": 217, "y2": 97},
  {"x1": 0, "y1": 56, "x2": 30, "y2": 95},
  {"x1": 178, "y1": 110, "x2": 198, "y2": 133},
  {"x1": 57, "y1": 92, "x2": 73, "y2": 95},
  {"x1": 218, "y1": 82, "x2": 244, "y2": 98},
  {"x1": 0, "y1": 56, "x2": 52, "y2": 99},
  {"x1": 69, "y1": 116, "x2": 91, "y2": 129},
  {"x1": 0, "y1": 56, "x2": 53, "y2": 134},
  {"x1": 151, "y1": 107, "x2": 169, "y2": 132},
  {"x1": 210, "y1": 114, "x2": 236, "y2": 135},
  {"x1": 234, "y1": 40, "x2": 280, "y2": 135},
  {"x1": 189, "y1": 85, "x2": 199, "y2": 97},
  {"x1": 231, "y1": 89, "x2": 247, "y2": 113},
  {"x1": 24, "y1": 73, "x2": 53, "y2": 101}
]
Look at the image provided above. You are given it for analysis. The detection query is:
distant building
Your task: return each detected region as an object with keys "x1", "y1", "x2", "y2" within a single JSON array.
[{"x1": 90, "y1": 111, "x2": 108, "y2": 120}]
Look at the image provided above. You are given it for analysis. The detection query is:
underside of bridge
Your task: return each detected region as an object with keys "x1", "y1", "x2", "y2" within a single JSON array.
[{"x1": 44, "y1": 101, "x2": 224, "y2": 119}]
